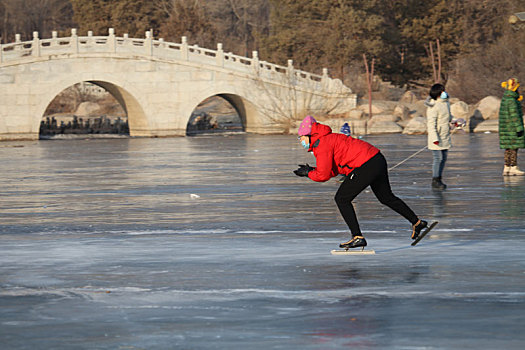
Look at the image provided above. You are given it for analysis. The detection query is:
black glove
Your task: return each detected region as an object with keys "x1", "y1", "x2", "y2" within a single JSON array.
[
  {"x1": 294, "y1": 164, "x2": 315, "y2": 177},
  {"x1": 517, "y1": 130, "x2": 524, "y2": 137}
]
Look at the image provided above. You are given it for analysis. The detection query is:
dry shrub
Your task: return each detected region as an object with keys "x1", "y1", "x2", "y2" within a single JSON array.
[{"x1": 447, "y1": 29, "x2": 525, "y2": 104}]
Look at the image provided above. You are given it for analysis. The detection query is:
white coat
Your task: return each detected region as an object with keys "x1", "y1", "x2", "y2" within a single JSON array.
[{"x1": 426, "y1": 98, "x2": 452, "y2": 150}]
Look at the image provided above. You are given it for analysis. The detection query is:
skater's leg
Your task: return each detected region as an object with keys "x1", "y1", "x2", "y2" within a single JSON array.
[
  {"x1": 503, "y1": 149, "x2": 511, "y2": 175},
  {"x1": 507, "y1": 149, "x2": 518, "y2": 166},
  {"x1": 431, "y1": 150, "x2": 447, "y2": 189},
  {"x1": 431, "y1": 150, "x2": 448, "y2": 177},
  {"x1": 369, "y1": 153, "x2": 419, "y2": 225},
  {"x1": 504, "y1": 149, "x2": 514, "y2": 166},
  {"x1": 431, "y1": 150, "x2": 443, "y2": 178},
  {"x1": 334, "y1": 168, "x2": 372, "y2": 237},
  {"x1": 438, "y1": 150, "x2": 448, "y2": 177},
  {"x1": 507, "y1": 149, "x2": 524, "y2": 175},
  {"x1": 504, "y1": 149, "x2": 515, "y2": 174},
  {"x1": 368, "y1": 155, "x2": 429, "y2": 239}
]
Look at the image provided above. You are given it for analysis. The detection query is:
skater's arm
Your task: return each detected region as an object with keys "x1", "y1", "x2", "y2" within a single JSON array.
[
  {"x1": 308, "y1": 147, "x2": 336, "y2": 182},
  {"x1": 427, "y1": 107, "x2": 439, "y2": 144}
]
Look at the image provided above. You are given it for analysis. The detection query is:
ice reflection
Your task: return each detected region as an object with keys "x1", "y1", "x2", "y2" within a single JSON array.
[
  {"x1": 501, "y1": 176, "x2": 525, "y2": 218},
  {"x1": 431, "y1": 189, "x2": 445, "y2": 218}
]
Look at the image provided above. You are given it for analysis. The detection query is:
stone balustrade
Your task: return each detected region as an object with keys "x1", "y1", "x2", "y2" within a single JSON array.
[{"x1": 0, "y1": 28, "x2": 335, "y2": 92}]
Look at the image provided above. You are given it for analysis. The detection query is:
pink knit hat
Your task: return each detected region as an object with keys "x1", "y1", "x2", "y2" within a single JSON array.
[{"x1": 298, "y1": 115, "x2": 317, "y2": 136}]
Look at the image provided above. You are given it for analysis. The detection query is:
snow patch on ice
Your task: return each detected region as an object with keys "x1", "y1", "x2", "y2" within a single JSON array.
[{"x1": 434, "y1": 228, "x2": 473, "y2": 232}]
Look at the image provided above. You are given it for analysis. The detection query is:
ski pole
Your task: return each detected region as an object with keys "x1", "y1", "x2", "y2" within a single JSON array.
[{"x1": 388, "y1": 146, "x2": 428, "y2": 171}]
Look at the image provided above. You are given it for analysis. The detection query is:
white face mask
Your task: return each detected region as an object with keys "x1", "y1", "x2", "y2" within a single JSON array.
[
  {"x1": 440, "y1": 91, "x2": 449, "y2": 99},
  {"x1": 301, "y1": 139, "x2": 309, "y2": 149}
]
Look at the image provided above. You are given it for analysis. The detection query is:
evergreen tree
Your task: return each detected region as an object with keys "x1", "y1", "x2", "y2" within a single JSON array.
[
  {"x1": 400, "y1": 0, "x2": 463, "y2": 83},
  {"x1": 260, "y1": 0, "x2": 401, "y2": 80},
  {"x1": 261, "y1": 0, "x2": 336, "y2": 74},
  {"x1": 69, "y1": 0, "x2": 112, "y2": 35},
  {"x1": 70, "y1": 0, "x2": 167, "y2": 37},
  {"x1": 111, "y1": 0, "x2": 166, "y2": 37},
  {"x1": 157, "y1": 0, "x2": 216, "y2": 47},
  {"x1": 322, "y1": 0, "x2": 396, "y2": 81},
  {"x1": 205, "y1": 0, "x2": 270, "y2": 56}
]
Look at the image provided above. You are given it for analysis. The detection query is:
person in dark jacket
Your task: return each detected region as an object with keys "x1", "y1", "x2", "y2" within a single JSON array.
[
  {"x1": 294, "y1": 115, "x2": 428, "y2": 249},
  {"x1": 499, "y1": 78, "x2": 525, "y2": 176}
]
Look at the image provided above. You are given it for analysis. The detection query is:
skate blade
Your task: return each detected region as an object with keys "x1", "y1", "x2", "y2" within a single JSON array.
[
  {"x1": 411, "y1": 221, "x2": 438, "y2": 246},
  {"x1": 331, "y1": 249, "x2": 375, "y2": 255}
]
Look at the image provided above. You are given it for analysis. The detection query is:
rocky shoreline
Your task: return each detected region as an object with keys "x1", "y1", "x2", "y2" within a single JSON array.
[{"x1": 294, "y1": 91, "x2": 502, "y2": 136}]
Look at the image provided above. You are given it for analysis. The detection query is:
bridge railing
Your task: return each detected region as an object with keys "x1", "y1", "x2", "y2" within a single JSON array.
[{"x1": 0, "y1": 28, "x2": 346, "y2": 93}]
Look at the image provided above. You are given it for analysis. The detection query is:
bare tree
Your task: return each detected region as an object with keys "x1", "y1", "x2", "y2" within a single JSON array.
[
  {"x1": 251, "y1": 61, "x2": 354, "y2": 131},
  {"x1": 157, "y1": 0, "x2": 216, "y2": 47},
  {"x1": 204, "y1": 0, "x2": 269, "y2": 55},
  {"x1": 0, "y1": 0, "x2": 72, "y2": 43},
  {"x1": 428, "y1": 39, "x2": 442, "y2": 83},
  {"x1": 363, "y1": 54, "x2": 375, "y2": 135}
]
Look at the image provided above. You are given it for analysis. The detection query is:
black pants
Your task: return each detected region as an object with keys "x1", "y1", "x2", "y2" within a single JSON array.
[{"x1": 334, "y1": 152, "x2": 418, "y2": 236}]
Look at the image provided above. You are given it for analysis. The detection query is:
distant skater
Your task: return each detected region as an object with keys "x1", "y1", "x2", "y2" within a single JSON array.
[
  {"x1": 499, "y1": 78, "x2": 525, "y2": 176},
  {"x1": 425, "y1": 83, "x2": 452, "y2": 190},
  {"x1": 293, "y1": 116, "x2": 429, "y2": 249},
  {"x1": 340, "y1": 122, "x2": 351, "y2": 136},
  {"x1": 336, "y1": 122, "x2": 352, "y2": 182}
]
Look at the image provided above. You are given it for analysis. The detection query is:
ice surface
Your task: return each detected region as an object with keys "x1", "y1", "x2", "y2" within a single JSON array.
[{"x1": 1, "y1": 133, "x2": 524, "y2": 349}]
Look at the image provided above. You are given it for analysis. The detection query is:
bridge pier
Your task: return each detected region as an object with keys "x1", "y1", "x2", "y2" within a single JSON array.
[
  {"x1": 130, "y1": 128, "x2": 186, "y2": 138},
  {"x1": 0, "y1": 132, "x2": 39, "y2": 141}
]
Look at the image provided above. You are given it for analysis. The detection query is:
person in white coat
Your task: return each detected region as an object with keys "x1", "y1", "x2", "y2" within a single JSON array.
[{"x1": 426, "y1": 83, "x2": 452, "y2": 190}]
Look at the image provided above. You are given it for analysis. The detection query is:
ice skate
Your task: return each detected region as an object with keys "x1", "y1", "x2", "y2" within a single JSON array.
[
  {"x1": 411, "y1": 220, "x2": 439, "y2": 246},
  {"x1": 508, "y1": 166, "x2": 525, "y2": 176},
  {"x1": 332, "y1": 236, "x2": 374, "y2": 255},
  {"x1": 339, "y1": 236, "x2": 367, "y2": 250},
  {"x1": 411, "y1": 219, "x2": 428, "y2": 240}
]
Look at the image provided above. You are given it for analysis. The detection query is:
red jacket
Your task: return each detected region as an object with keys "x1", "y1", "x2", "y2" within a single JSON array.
[{"x1": 307, "y1": 122, "x2": 379, "y2": 182}]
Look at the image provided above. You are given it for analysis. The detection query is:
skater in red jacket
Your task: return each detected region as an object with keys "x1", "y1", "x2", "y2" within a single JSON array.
[{"x1": 294, "y1": 116, "x2": 428, "y2": 249}]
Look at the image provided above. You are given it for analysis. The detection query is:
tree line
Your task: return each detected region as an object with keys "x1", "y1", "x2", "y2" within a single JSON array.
[{"x1": 1, "y1": 0, "x2": 524, "y2": 103}]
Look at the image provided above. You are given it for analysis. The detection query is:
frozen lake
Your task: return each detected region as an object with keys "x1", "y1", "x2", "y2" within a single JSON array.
[{"x1": 1, "y1": 133, "x2": 524, "y2": 349}]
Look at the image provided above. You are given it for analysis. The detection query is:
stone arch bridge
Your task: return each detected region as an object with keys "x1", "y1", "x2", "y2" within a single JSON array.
[{"x1": 0, "y1": 29, "x2": 356, "y2": 140}]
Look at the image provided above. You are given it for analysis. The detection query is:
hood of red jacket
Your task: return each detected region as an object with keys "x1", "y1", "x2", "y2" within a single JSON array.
[{"x1": 309, "y1": 123, "x2": 332, "y2": 150}]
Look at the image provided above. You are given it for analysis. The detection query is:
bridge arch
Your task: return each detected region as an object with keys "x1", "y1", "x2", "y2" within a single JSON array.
[
  {"x1": 37, "y1": 77, "x2": 148, "y2": 137},
  {"x1": 185, "y1": 86, "x2": 267, "y2": 134},
  {"x1": 88, "y1": 80, "x2": 147, "y2": 135}
]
